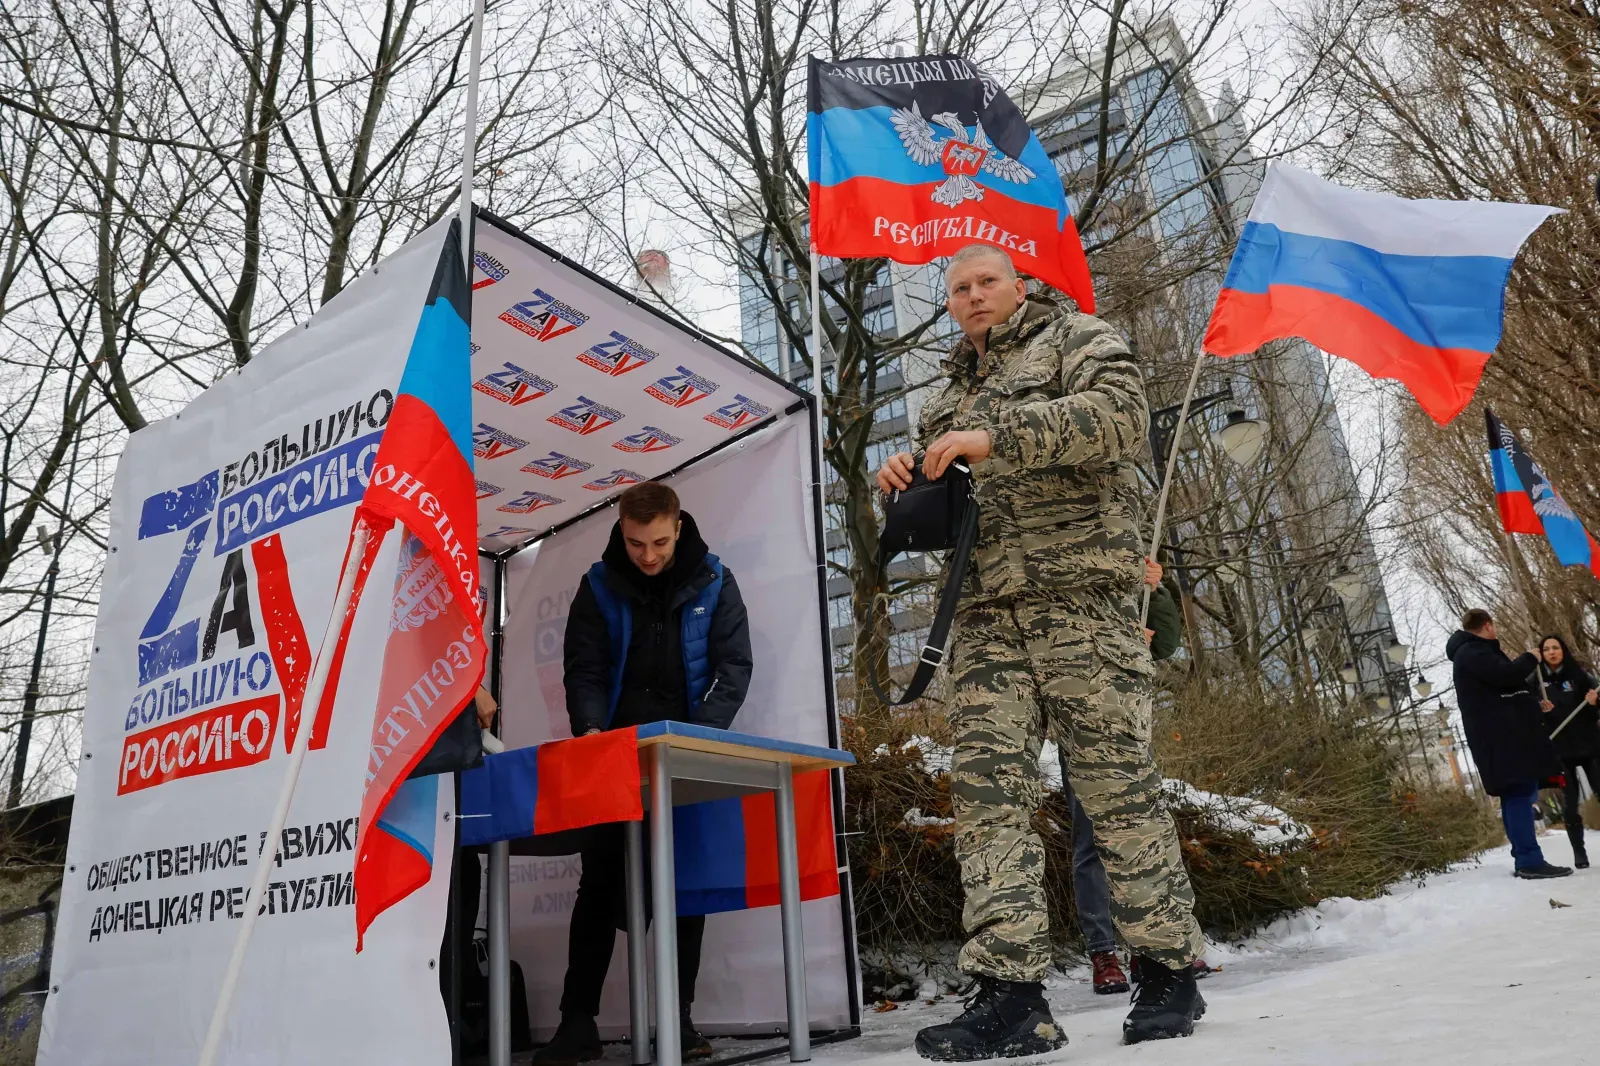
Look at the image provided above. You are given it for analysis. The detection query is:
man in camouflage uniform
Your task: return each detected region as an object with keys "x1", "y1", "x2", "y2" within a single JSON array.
[{"x1": 877, "y1": 245, "x2": 1204, "y2": 1058}]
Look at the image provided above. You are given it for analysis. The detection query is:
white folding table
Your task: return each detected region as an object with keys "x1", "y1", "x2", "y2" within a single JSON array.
[{"x1": 482, "y1": 723, "x2": 855, "y2": 1066}]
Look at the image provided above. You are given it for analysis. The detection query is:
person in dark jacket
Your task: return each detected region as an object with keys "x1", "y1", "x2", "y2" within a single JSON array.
[
  {"x1": 536, "y1": 481, "x2": 753, "y2": 1066},
  {"x1": 1534, "y1": 634, "x2": 1600, "y2": 868},
  {"x1": 1446, "y1": 608, "x2": 1569, "y2": 879}
]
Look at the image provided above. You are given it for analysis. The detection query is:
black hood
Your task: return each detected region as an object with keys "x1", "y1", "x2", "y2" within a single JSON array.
[
  {"x1": 1446, "y1": 629, "x2": 1488, "y2": 662},
  {"x1": 601, "y1": 509, "x2": 710, "y2": 594}
]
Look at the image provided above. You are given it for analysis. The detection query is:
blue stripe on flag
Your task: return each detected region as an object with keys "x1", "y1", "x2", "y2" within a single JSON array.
[
  {"x1": 1222, "y1": 222, "x2": 1514, "y2": 353},
  {"x1": 376, "y1": 775, "x2": 439, "y2": 863},
  {"x1": 673, "y1": 798, "x2": 749, "y2": 916},
  {"x1": 1489, "y1": 447, "x2": 1523, "y2": 494},
  {"x1": 458, "y1": 745, "x2": 541, "y2": 847},
  {"x1": 808, "y1": 107, "x2": 1068, "y2": 216},
  {"x1": 397, "y1": 299, "x2": 475, "y2": 466}
]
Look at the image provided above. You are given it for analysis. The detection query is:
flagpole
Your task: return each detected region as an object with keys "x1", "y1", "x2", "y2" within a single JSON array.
[
  {"x1": 450, "y1": 5, "x2": 507, "y2": 1064},
  {"x1": 198, "y1": 520, "x2": 373, "y2": 1066},
  {"x1": 809, "y1": 245, "x2": 826, "y2": 480},
  {"x1": 1141, "y1": 347, "x2": 1206, "y2": 625},
  {"x1": 458, "y1": 0, "x2": 485, "y2": 274}
]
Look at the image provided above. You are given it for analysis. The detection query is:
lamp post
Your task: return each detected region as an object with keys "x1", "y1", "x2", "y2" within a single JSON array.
[
  {"x1": 1148, "y1": 385, "x2": 1267, "y2": 468},
  {"x1": 8, "y1": 525, "x2": 61, "y2": 809}
]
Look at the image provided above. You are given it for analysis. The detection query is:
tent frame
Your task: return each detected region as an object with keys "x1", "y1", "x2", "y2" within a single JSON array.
[{"x1": 449, "y1": 210, "x2": 863, "y2": 1064}]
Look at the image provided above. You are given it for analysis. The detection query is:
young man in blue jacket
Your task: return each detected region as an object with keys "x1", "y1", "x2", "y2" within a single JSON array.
[{"x1": 535, "y1": 481, "x2": 753, "y2": 1065}]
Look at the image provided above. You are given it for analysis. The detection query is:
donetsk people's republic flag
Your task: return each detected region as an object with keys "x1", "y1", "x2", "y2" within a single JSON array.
[
  {"x1": 808, "y1": 55, "x2": 1096, "y2": 313},
  {"x1": 344, "y1": 218, "x2": 488, "y2": 949},
  {"x1": 1486, "y1": 409, "x2": 1600, "y2": 576},
  {"x1": 1204, "y1": 164, "x2": 1558, "y2": 424}
]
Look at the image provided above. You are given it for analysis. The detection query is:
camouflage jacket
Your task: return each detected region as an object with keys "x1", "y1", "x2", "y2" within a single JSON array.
[{"x1": 917, "y1": 294, "x2": 1149, "y2": 603}]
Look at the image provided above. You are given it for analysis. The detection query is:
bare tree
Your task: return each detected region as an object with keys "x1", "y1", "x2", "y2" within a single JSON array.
[
  {"x1": 1286, "y1": 0, "x2": 1600, "y2": 655},
  {"x1": 589, "y1": 0, "x2": 1368, "y2": 728}
]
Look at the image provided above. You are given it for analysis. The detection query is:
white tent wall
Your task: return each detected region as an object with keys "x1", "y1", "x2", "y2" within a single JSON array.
[{"x1": 493, "y1": 416, "x2": 855, "y2": 1038}]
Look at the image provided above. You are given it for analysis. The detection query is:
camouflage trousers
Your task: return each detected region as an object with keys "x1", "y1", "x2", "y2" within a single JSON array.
[{"x1": 948, "y1": 591, "x2": 1203, "y2": 980}]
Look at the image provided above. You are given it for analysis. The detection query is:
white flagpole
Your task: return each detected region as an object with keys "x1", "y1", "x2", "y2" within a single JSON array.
[
  {"x1": 198, "y1": 521, "x2": 373, "y2": 1066},
  {"x1": 458, "y1": 0, "x2": 486, "y2": 274},
  {"x1": 1141, "y1": 347, "x2": 1206, "y2": 625},
  {"x1": 809, "y1": 245, "x2": 826, "y2": 479}
]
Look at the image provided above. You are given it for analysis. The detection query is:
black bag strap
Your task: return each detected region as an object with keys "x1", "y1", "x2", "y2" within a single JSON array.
[{"x1": 868, "y1": 499, "x2": 979, "y2": 707}]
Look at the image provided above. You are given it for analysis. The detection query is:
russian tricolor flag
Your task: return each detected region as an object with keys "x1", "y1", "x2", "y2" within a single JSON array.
[
  {"x1": 1205, "y1": 165, "x2": 1559, "y2": 424},
  {"x1": 459, "y1": 744, "x2": 838, "y2": 915},
  {"x1": 1486, "y1": 409, "x2": 1600, "y2": 576},
  {"x1": 458, "y1": 729, "x2": 644, "y2": 841}
]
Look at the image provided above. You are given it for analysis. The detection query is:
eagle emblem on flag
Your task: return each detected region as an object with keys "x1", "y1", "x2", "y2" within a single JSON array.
[{"x1": 890, "y1": 101, "x2": 1036, "y2": 208}]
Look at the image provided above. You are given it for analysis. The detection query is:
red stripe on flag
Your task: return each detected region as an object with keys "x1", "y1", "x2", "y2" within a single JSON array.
[
  {"x1": 809, "y1": 177, "x2": 1095, "y2": 314},
  {"x1": 355, "y1": 824, "x2": 436, "y2": 940},
  {"x1": 1204, "y1": 285, "x2": 1491, "y2": 425},
  {"x1": 533, "y1": 728, "x2": 643, "y2": 835},
  {"x1": 1497, "y1": 492, "x2": 1542, "y2": 536},
  {"x1": 740, "y1": 771, "x2": 840, "y2": 910}
]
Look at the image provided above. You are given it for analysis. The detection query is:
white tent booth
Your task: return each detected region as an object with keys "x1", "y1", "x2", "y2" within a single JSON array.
[
  {"x1": 37, "y1": 210, "x2": 860, "y2": 1066},
  {"x1": 466, "y1": 210, "x2": 862, "y2": 1058}
]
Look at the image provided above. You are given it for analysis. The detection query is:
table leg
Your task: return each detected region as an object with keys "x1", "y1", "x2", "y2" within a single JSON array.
[
  {"x1": 650, "y1": 744, "x2": 681, "y2": 1066},
  {"x1": 488, "y1": 839, "x2": 512, "y2": 1066},
  {"x1": 774, "y1": 762, "x2": 810, "y2": 1062},
  {"x1": 624, "y1": 819, "x2": 651, "y2": 1065}
]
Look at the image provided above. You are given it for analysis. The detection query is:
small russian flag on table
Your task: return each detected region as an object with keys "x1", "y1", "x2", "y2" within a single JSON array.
[
  {"x1": 459, "y1": 736, "x2": 840, "y2": 914},
  {"x1": 1204, "y1": 165, "x2": 1559, "y2": 424}
]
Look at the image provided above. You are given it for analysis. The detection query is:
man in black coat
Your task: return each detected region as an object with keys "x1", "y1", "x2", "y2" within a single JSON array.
[
  {"x1": 1446, "y1": 608, "x2": 1569, "y2": 879},
  {"x1": 536, "y1": 481, "x2": 753, "y2": 1065}
]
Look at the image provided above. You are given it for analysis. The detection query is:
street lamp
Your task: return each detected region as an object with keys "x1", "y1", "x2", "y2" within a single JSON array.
[
  {"x1": 1375, "y1": 694, "x2": 1393, "y2": 711},
  {"x1": 1217, "y1": 409, "x2": 1267, "y2": 465},
  {"x1": 1340, "y1": 661, "x2": 1359, "y2": 684},
  {"x1": 1415, "y1": 678, "x2": 1434, "y2": 699},
  {"x1": 1385, "y1": 638, "x2": 1410, "y2": 665}
]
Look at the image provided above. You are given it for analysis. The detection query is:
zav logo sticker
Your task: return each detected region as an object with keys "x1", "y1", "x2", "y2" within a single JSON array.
[
  {"x1": 497, "y1": 490, "x2": 563, "y2": 514},
  {"x1": 472, "y1": 251, "x2": 510, "y2": 290},
  {"x1": 119, "y1": 460, "x2": 371, "y2": 795},
  {"x1": 475, "y1": 479, "x2": 504, "y2": 500},
  {"x1": 499, "y1": 289, "x2": 589, "y2": 342},
  {"x1": 548, "y1": 397, "x2": 622, "y2": 436},
  {"x1": 583, "y1": 469, "x2": 644, "y2": 491},
  {"x1": 473, "y1": 362, "x2": 557, "y2": 406},
  {"x1": 645, "y1": 365, "x2": 720, "y2": 408},
  {"x1": 705, "y1": 394, "x2": 772, "y2": 431},
  {"x1": 482, "y1": 525, "x2": 537, "y2": 540},
  {"x1": 577, "y1": 331, "x2": 659, "y2": 376},
  {"x1": 473, "y1": 423, "x2": 531, "y2": 460},
  {"x1": 613, "y1": 426, "x2": 682, "y2": 454},
  {"x1": 521, "y1": 451, "x2": 592, "y2": 480}
]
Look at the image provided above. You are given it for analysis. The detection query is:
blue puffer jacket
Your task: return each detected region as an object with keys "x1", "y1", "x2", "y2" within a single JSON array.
[{"x1": 563, "y1": 511, "x2": 752, "y2": 734}]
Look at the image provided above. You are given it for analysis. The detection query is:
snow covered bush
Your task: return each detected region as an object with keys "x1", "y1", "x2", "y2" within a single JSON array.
[{"x1": 839, "y1": 671, "x2": 1500, "y2": 965}]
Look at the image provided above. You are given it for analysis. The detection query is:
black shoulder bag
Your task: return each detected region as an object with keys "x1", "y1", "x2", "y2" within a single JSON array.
[{"x1": 868, "y1": 458, "x2": 979, "y2": 706}]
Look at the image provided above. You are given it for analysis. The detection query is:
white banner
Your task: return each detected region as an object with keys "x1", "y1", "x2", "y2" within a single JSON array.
[
  {"x1": 40, "y1": 226, "x2": 457, "y2": 1065},
  {"x1": 500, "y1": 417, "x2": 854, "y2": 1037}
]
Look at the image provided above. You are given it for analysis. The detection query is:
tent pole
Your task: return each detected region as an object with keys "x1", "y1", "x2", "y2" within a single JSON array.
[
  {"x1": 1141, "y1": 347, "x2": 1206, "y2": 626},
  {"x1": 198, "y1": 521, "x2": 373, "y2": 1066}
]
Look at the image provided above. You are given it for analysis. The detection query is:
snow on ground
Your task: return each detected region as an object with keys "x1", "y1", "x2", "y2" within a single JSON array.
[{"x1": 819, "y1": 829, "x2": 1600, "y2": 1066}]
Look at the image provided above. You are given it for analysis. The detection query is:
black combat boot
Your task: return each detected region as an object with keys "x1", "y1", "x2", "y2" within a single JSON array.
[
  {"x1": 681, "y1": 1007, "x2": 714, "y2": 1061},
  {"x1": 532, "y1": 1013, "x2": 602, "y2": 1066},
  {"x1": 913, "y1": 975, "x2": 1068, "y2": 1061},
  {"x1": 1122, "y1": 956, "x2": 1206, "y2": 1044}
]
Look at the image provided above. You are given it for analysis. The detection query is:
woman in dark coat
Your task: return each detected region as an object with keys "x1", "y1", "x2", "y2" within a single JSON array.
[
  {"x1": 1446, "y1": 608, "x2": 1567, "y2": 878},
  {"x1": 1534, "y1": 634, "x2": 1600, "y2": 868}
]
